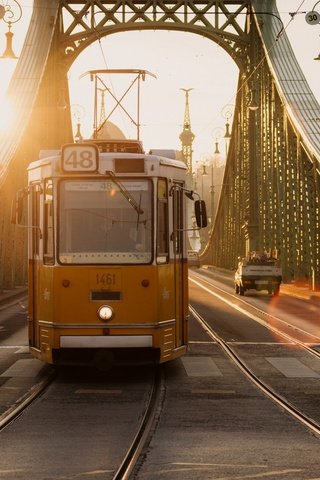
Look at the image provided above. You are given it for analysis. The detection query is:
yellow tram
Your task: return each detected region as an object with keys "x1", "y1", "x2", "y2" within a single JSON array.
[{"x1": 17, "y1": 140, "x2": 206, "y2": 366}]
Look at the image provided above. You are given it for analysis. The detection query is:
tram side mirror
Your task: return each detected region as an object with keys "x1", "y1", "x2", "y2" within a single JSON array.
[{"x1": 195, "y1": 199, "x2": 207, "y2": 228}]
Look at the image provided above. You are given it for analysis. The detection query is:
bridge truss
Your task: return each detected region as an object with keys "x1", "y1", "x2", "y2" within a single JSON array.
[{"x1": 0, "y1": 0, "x2": 319, "y2": 290}]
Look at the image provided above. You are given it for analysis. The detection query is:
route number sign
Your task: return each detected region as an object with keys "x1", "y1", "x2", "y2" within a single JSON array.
[
  {"x1": 61, "y1": 143, "x2": 99, "y2": 172},
  {"x1": 305, "y1": 10, "x2": 320, "y2": 25}
]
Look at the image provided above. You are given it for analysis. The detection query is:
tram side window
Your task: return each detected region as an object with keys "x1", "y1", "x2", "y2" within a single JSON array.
[
  {"x1": 44, "y1": 179, "x2": 54, "y2": 264},
  {"x1": 173, "y1": 187, "x2": 183, "y2": 254},
  {"x1": 157, "y1": 179, "x2": 169, "y2": 263},
  {"x1": 31, "y1": 185, "x2": 40, "y2": 256}
]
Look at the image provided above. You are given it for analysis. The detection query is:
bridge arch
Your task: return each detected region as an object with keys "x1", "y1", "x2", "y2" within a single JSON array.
[
  {"x1": 63, "y1": 25, "x2": 248, "y2": 73},
  {"x1": 68, "y1": 28, "x2": 239, "y2": 147},
  {"x1": 59, "y1": 1, "x2": 251, "y2": 72}
]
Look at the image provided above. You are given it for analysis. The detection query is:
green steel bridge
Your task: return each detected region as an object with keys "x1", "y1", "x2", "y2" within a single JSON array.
[{"x1": 0, "y1": 0, "x2": 319, "y2": 291}]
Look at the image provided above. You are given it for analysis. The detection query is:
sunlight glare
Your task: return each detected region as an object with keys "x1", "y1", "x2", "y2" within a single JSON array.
[
  {"x1": 0, "y1": 60, "x2": 16, "y2": 98},
  {"x1": 0, "y1": 96, "x2": 16, "y2": 133},
  {"x1": 0, "y1": 60, "x2": 16, "y2": 132},
  {"x1": 68, "y1": 30, "x2": 239, "y2": 158}
]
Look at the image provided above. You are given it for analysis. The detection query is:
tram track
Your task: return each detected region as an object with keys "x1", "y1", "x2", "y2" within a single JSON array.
[
  {"x1": 0, "y1": 362, "x2": 165, "y2": 479},
  {"x1": 190, "y1": 304, "x2": 320, "y2": 437},
  {"x1": 0, "y1": 367, "x2": 55, "y2": 431},
  {"x1": 0, "y1": 288, "x2": 166, "y2": 479},
  {"x1": 190, "y1": 271, "x2": 320, "y2": 359},
  {"x1": 112, "y1": 365, "x2": 165, "y2": 480},
  {"x1": 189, "y1": 272, "x2": 320, "y2": 438}
]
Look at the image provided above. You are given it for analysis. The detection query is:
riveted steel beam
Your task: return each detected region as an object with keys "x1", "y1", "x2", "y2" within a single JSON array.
[{"x1": 59, "y1": 1, "x2": 250, "y2": 70}]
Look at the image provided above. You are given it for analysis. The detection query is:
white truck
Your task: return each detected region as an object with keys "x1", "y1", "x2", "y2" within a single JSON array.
[{"x1": 234, "y1": 252, "x2": 282, "y2": 296}]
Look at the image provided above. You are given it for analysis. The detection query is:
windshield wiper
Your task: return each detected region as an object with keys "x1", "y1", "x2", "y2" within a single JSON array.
[{"x1": 105, "y1": 171, "x2": 144, "y2": 215}]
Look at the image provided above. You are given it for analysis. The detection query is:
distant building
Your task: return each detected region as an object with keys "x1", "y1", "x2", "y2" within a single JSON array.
[{"x1": 94, "y1": 121, "x2": 126, "y2": 140}]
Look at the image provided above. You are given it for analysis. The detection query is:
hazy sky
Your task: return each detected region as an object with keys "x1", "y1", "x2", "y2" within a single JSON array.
[{"x1": 0, "y1": 0, "x2": 319, "y2": 163}]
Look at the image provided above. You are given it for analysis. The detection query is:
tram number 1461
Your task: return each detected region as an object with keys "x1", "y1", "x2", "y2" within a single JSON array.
[{"x1": 95, "y1": 273, "x2": 117, "y2": 288}]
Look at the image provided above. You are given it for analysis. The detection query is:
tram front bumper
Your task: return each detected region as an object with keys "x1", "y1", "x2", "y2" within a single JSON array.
[
  {"x1": 37, "y1": 319, "x2": 186, "y2": 364},
  {"x1": 60, "y1": 335, "x2": 153, "y2": 348}
]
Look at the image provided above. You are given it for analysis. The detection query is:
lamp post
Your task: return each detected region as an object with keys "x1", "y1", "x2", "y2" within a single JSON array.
[
  {"x1": 210, "y1": 183, "x2": 232, "y2": 228},
  {"x1": 212, "y1": 127, "x2": 224, "y2": 159},
  {"x1": 0, "y1": 0, "x2": 22, "y2": 59},
  {"x1": 243, "y1": 84, "x2": 260, "y2": 254},
  {"x1": 201, "y1": 162, "x2": 208, "y2": 198},
  {"x1": 189, "y1": 217, "x2": 200, "y2": 251},
  {"x1": 221, "y1": 104, "x2": 234, "y2": 158},
  {"x1": 198, "y1": 162, "x2": 209, "y2": 250},
  {"x1": 210, "y1": 128, "x2": 225, "y2": 225},
  {"x1": 210, "y1": 184, "x2": 215, "y2": 228},
  {"x1": 71, "y1": 104, "x2": 86, "y2": 143}
]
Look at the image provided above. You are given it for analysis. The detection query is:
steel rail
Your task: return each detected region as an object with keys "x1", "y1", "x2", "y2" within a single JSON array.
[
  {"x1": 190, "y1": 303, "x2": 320, "y2": 438},
  {"x1": 190, "y1": 271, "x2": 320, "y2": 361},
  {"x1": 0, "y1": 368, "x2": 55, "y2": 431},
  {"x1": 112, "y1": 365, "x2": 165, "y2": 480}
]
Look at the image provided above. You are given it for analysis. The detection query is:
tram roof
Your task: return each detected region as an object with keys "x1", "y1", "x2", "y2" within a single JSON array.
[{"x1": 28, "y1": 149, "x2": 187, "y2": 180}]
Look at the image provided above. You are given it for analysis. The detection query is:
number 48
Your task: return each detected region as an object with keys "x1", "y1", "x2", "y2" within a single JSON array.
[{"x1": 64, "y1": 150, "x2": 94, "y2": 169}]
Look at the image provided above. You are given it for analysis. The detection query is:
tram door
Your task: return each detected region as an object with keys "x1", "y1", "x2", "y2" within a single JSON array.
[
  {"x1": 172, "y1": 184, "x2": 186, "y2": 346},
  {"x1": 28, "y1": 184, "x2": 41, "y2": 350}
]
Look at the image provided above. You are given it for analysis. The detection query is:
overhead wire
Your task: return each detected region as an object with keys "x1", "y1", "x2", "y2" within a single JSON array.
[
  {"x1": 68, "y1": 2, "x2": 313, "y2": 147},
  {"x1": 199, "y1": 0, "x2": 310, "y2": 139},
  {"x1": 90, "y1": 14, "x2": 130, "y2": 138}
]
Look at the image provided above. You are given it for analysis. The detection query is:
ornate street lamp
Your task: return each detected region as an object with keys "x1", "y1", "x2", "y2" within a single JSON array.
[
  {"x1": 71, "y1": 104, "x2": 86, "y2": 143},
  {"x1": 0, "y1": 0, "x2": 22, "y2": 59},
  {"x1": 221, "y1": 104, "x2": 234, "y2": 156},
  {"x1": 202, "y1": 163, "x2": 208, "y2": 177},
  {"x1": 222, "y1": 106, "x2": 232, "y2": 140},
  {"x1": 212, "y1": 127, "x2": 224, "y2": 159}
]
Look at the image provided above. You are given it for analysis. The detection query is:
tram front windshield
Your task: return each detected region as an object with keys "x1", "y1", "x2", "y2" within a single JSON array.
[{"x1": 58, "y1": 179, "x2": 152, "y2": 264}]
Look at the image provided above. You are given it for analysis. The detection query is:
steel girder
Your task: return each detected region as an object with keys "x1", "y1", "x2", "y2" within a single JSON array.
[
  {"x1": 35, "y1": 1, "x2": 254, "y2": 152},
  {"x1": 59, "y1": 1, "x2": 250, "y2": 70},
  {"x1": 203, "y1": 12, "x2": 320, "y2": 285}
]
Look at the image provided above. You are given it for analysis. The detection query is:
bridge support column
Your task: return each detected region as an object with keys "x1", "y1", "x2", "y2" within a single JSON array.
[
  {"x1": 242, "y1": 222, "x2": 260, "y2": 255},
  {"x1": 243, "y1": 102, "x2": 260, "y2": 255}
]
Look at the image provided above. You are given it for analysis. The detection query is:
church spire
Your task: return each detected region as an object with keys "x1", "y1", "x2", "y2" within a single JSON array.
[{"x1": 179, "y1": 88, "x2": 195, "y2": 183}]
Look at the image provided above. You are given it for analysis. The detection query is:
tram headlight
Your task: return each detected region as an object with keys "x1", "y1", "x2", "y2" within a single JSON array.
[{"x1": 97, "y1": 305, "x2": 114, "y2": 321}]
